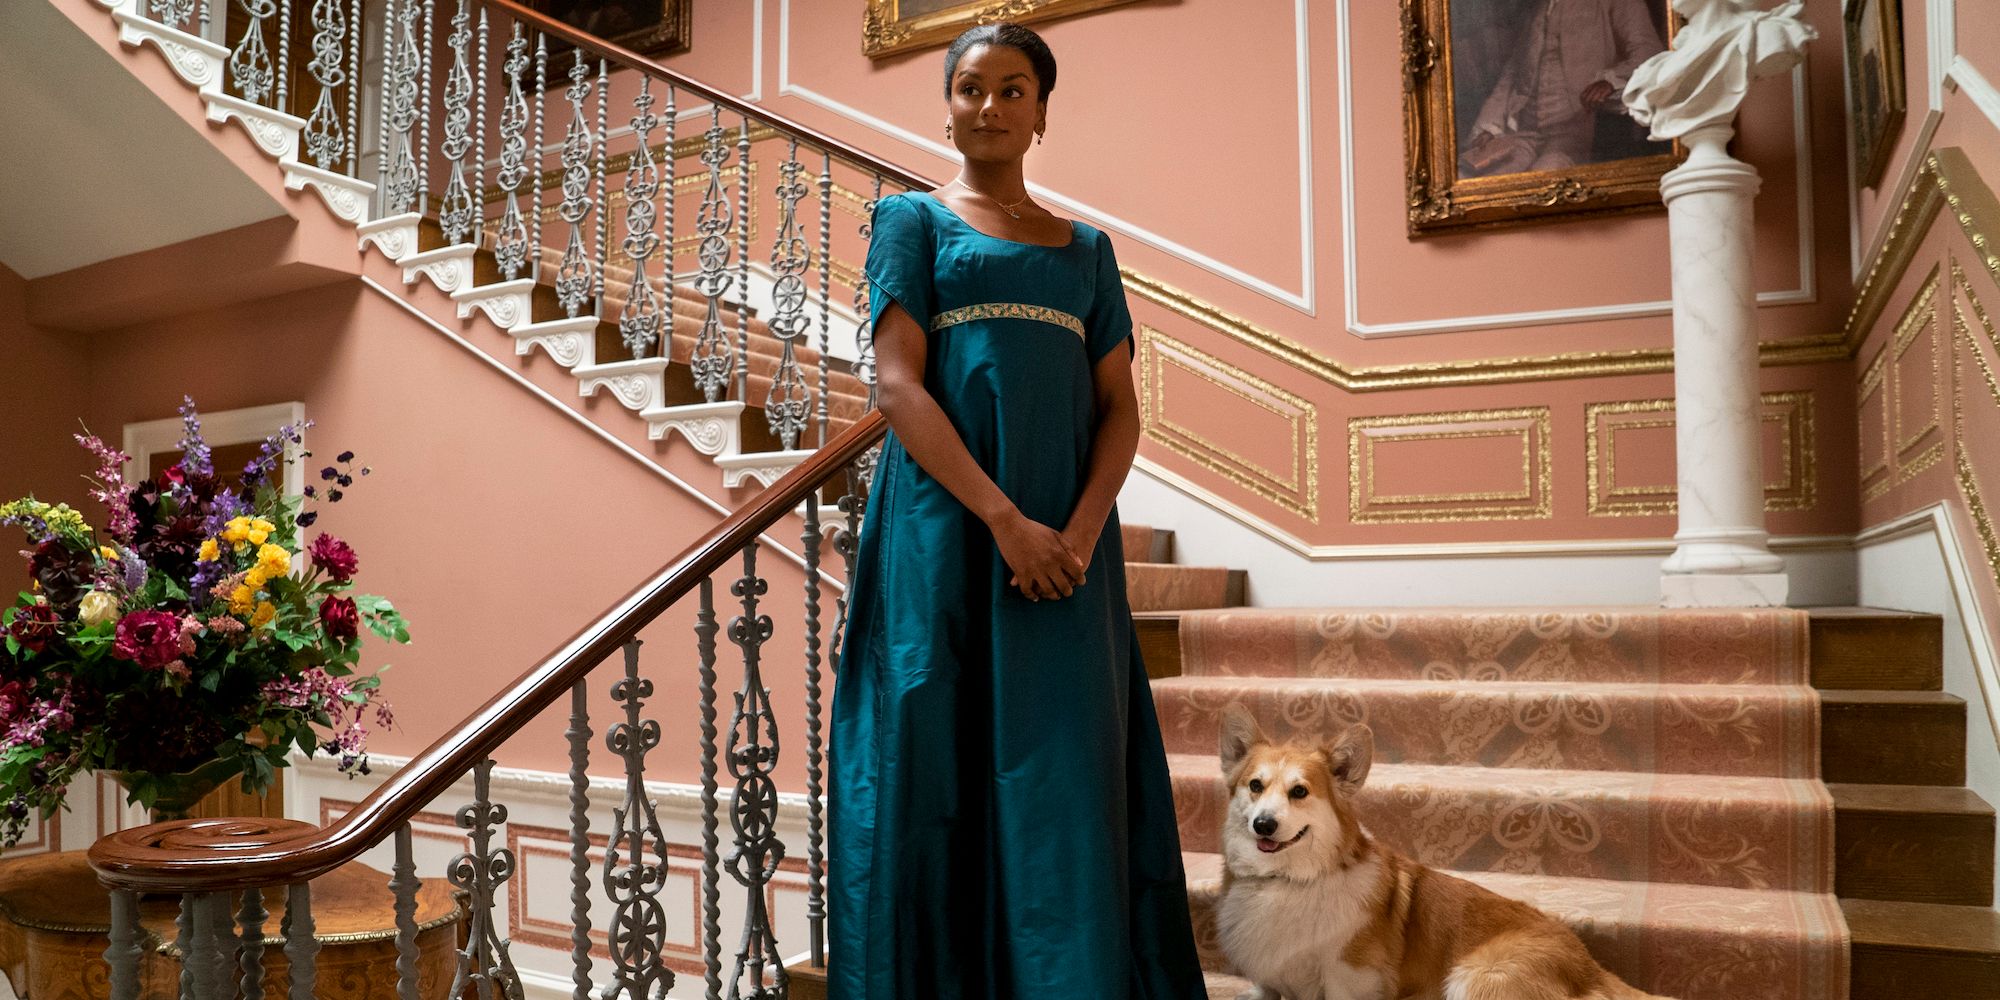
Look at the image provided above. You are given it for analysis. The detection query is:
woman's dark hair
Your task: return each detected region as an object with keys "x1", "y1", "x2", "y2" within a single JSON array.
[{"x1": 943, "y1": 23, "x2": 1057, "y2": 102}]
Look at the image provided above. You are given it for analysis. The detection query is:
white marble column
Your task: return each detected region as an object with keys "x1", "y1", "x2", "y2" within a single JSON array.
[{"x1": 1622, "y1": 0, "x2": 1815, "y2": 608}]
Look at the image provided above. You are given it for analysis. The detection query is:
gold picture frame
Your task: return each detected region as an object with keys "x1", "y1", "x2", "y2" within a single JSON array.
[
  {"x1": 1400, "y1": 0, "x2": 1686, "y2": 237},
  {"x1": 525, "y1": 0, "x2": 692, "y2": 60},
  {"x1": 863, "y1": 0, "x2": 1143, "y2": 60},
  {"x1": 1844, "y1": 0, "x2": 1906, "y2": 189}
]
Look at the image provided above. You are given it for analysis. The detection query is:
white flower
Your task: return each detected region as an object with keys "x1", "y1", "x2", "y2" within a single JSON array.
[{"x1": 78, "y1": 590, "x2": 121, "y2": 627}]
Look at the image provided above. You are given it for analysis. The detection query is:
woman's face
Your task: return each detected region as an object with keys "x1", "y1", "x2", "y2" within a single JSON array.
[{"x1": 947, "y1": 43, "x2": 1045, "y2": 163}]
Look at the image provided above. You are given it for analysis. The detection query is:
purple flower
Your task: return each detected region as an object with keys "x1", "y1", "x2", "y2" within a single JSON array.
[
  {"x1": 175, "y1": 397, "x2": 212, "y2": 478},
  {"x1": 308, "y1": 535, "x2": 359, "y2": 581},
  {"x1": 73, "y1": 433, "x2": 137, "y2": 543},
  {"x1": 336, "y1": 451, "x2": 354, "y2": 463},
  {"x1": 7, "y1": 604, "x2": 60, "y2": 653},
  {"x1": 112, "y1": 610, "x2": 183, "y2": 670}
]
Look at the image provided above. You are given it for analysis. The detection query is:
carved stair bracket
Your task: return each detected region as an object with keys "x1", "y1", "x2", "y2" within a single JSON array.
[
  {"x1": 453, "y1": 279, "x2": 538, "y2": 330},
  {"x1": 283, "y1": 162, "x2": 376, "y2": 224},
  {"x1": 113, "y1": 11, "x2": 226, "y2": 93},
  {"x1": 714, "y1": 449, "x2": 814, "y2": 490},
  {"x1": 576, "y1": 359, "x2": 670, "y2": 413},
  {"x1": 643, "y1": 401, "x2": 746, "y2": 456},
  {"x1": 204, "y1": 93, "x2": 306, "y2": 161},
  {"x1": 399, "y1": 245, "x2": 480, "y2": 295},
  {"x1": 509, "y1": 316, "x2": 600, "y2": 369},
  {"x1": 357, "y1": 213, "x2": 424, "y2": 261}
]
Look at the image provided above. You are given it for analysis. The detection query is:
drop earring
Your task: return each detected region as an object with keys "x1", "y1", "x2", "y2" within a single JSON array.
[
  {"x1": 945, "y1": 122, "x2": 954, "y2": 139},
  {"x1": 1035, "y1": 130, "x2": 1043, "y2": 145}
]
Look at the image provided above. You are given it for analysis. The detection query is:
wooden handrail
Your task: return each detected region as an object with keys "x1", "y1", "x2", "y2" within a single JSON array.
[
  {"x1": 478, "y1": 0, "x2": 939, "y2": 195},
  {"x1": 89, "y1": 410, "x2": 887, "y2": 893}
]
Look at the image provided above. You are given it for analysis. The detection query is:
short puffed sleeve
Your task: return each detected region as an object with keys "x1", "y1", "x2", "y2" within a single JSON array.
[
  {"x1": 1084, "y1": 229, "x2": 1134, "y2": 365},
  {"x1": 864, "y1": 193, "x2": 935, "y2": 333}
]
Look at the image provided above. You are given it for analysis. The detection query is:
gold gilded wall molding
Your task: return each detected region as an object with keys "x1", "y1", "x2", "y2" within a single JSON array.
[
  {"x1": 1584, "y1": 392, "x2": 1817, "y2": 517},
  {"x1": 1844, "y1": 147, "x2": 2000, "y2": 354},
  {"x1": 1892, "y1": 266, "x2": 1944, "y2": 460},
  {"x1": 1348, "y1": 407, "x2": 1552, "y2": 524},
  {"x1": 1951, "y1": 262, "x2": 2000, "y2": 593},
  {"x1": 1137, "y1": 326, "x2": 1320, "y2": 521}
]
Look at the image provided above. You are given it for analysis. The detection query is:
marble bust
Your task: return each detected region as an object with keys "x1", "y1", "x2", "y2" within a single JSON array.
[{"x1": 1622, "y1": 0, "x2": 1817, "y2": 141}]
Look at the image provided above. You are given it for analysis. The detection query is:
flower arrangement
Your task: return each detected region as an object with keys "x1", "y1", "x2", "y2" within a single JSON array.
[{"x1": 0, "y1": 398, "x2": 406, "y2": 845}]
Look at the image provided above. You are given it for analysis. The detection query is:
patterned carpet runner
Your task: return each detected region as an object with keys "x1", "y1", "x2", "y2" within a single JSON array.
[{"x1": 1158, "y1": 609, "x2": 1848, "y2": 1000}]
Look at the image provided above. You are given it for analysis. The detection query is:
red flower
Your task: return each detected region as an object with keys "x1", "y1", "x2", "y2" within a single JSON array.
[
  {"x1": 112, "y1": 610, "x2": 184, "y2": 670},
  {"x1": 308, "y1": 534, "x2": 359, "y2": 582},
  {"x1": 319, "y1": 596, "x2": 359, "y2": 641},
  {"x1": 158, "y1": 463, "x2": 185, "y2": 488},
  {"x1": 8, "y1": 603, "x2": 60, "y2": 654}
]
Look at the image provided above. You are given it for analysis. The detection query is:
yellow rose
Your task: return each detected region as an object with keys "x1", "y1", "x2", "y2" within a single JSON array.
[
  {"x1": 246, "y1": 519, "x2": 276, "y2": 547},
  {"x1": 221, "y1": 517, "x2": 251, "y2": 544},
  {"x1": 197, "y1": 539, "x2": 220, "y2": 563},
  {"x1": 229, "y1": 585, "x2": 257, "y2": 615},
  {"x1": 245, "y1": 567, "x2": 270, "y2": 590},
  {"x1": 250, "y1": 602, "x2": 277, "y2": 630},
  {"x1": 99, "y1": 546, "x2": 120, "y2": 561},
  {"x1": 255, "y1": 543, "x2": 291, "y2": 577},
  {"x1": 78, "y1": 590, "x2": 121, "y2": 627}
]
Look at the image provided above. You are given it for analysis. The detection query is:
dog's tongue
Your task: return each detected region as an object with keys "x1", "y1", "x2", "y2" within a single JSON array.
[{"x1": 1256, "y1": 837, "x2": 1281, "y2": 853}]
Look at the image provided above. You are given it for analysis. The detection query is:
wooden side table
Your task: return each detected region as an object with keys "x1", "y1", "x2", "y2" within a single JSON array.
[{"x1": 0, "y1": 851, "x2": 464, "y2": 1000}]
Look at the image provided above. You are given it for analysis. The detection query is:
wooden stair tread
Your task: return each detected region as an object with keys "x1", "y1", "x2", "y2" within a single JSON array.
[
  {"x1": 1845, "y1": 898, "x2": 2000, "y2": 953},
  {"x1": 1828, "y1": 783, "x2": 1994, "y2": 815}
]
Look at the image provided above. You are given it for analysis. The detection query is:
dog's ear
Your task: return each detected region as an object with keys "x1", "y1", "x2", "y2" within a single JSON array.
[
  {"x1": 1218, "y1": 703, "x2": 1264, "y2": 773},
  {"x1": 1327, "y1": 724, "x2": 1374, "y2": 793}
]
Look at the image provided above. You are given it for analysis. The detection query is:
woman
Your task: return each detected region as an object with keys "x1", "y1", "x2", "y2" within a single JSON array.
[{"x1": 828, "y1": 21, "x2": 1207, "y2": 1000}]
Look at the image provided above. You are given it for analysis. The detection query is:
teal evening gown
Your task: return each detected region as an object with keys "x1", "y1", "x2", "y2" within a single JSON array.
[{"x1": 828, "y1": 191, "x2": 1205, "y2": 999}]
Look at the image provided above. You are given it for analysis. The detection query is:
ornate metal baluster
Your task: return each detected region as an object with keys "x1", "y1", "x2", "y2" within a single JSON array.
[
  {"x1": 619, "y1": 79, "x2": 666, "y2": 357},
  {"x1": 473, "y1": 7, "x2": 489, "y2": 248},
  {"x1": 734, "y1": 119, "x2": 753, "y2": 402},
  {"x1": 344, "y1": 0, "x2": 361, "y2": 176},
  {"x1": 663, "y1": 84, "x2": 678, "y2": 295},
  {"x1": 228, "y1": 0, "x2": 276, "y2": 106},
  {"x1": 764, "y1": 137, "x2": 812, "y2": 450},
  {"x1": 531, "y1": 36, "x2": 548, "y2": 281},
  {"x1": 392, "y1": 824, "x2": 422, "y2": 1000},
  {"x1": 284, "y1": 883, "x2": 319, "y2": 1000},
  {"x1": 238, "y1": 887, "x2": 269, "y2": 1000},
  {"x1": 274, "y1": 0, "x2": 291, "y2": 109},
  {"x1": 800, "y1": 490, "x2": 828, "y2": 965},
  {"x1": 854, "y1": 178, "x2": 883, "y2": 408},
  {"x1": 602, "y1": 642, "x2": 674, "y2": 1000},
  {"x1": 592, "y1": 59, "x2": 611, "y2": 318},
  {"x1": 691, "y1": 108, "x2": 736, "y2": 402},
  {"x1": 175, "y1": 894, "x2": 199, "y2": 998},
  {"x1": 815, "y1": 151, "x2": 833, "y2": 448},
  {"x1": 150, "y1": 0, "x2": 196, "y2": 31},
  {"x1": 206, "y1": 890, "x2": 237, "y2": 998},
  {"x1": 437, "y1": 0, "x2": 475, "y2": 244},
  {"x1": 106, "y1": 890, "x2": 143, "y2": 1000},
  {"x1": 448, "y1": 760, "x2": 526, "y2": 1000},
  {"x1": 418, "y1": 0, "x2": 435, "y2": 213},
  {"x1": 556, "y1": 52, "x2": 596, "y2": 317},
  {"x1": 567, "y1": 680, "x2": 595, "y2": 1000},
  {"x1": 493, "y1": 24, "x2": 531, "y2": 280},
  {"x1": 725, "y1": 543, "x2": 787, "y2": 999},
  {"x1": 302, "y1": 0, "x2": 349, "y2": 169},
  {"x1": 695, "y1": 577, "x2": 724, "y2": 1000},
  {"x1": 379, "y1": 0, "x2": 422, "y2": 215}
]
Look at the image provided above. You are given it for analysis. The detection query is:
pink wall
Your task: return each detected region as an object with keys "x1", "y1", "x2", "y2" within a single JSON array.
[{"x1": 0, "y1": 263, "x2": 95, "y2": 508}]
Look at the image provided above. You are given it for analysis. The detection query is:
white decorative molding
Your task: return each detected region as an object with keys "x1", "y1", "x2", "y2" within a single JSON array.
[
  {"x1": 122, "y1": 401, "x2": 308, "y2": 497},
  {"x1": 643, "y1": 400, "x2": 746, "y2": 456},
  {"x1": 1334, "y1": 2, "x2": 1816, "y2": 339},
  {"x1": 776, "y1": 0, "x2": 1318, "y2": 312},
  {"x1": 509, "y1": 315, "x2": 599, "y2": 369},
  {"x1": 452, "y1": 278, "x2": 537, "y2": 330},
  {"x1": 282, "y1": 161, "x2": 375, "y2": 224},
  {"x1": 1949, "y1": 57, "x2": 2000, "y2": 133},
  {"x1": 112, "y1": 10, "x2": 226, "y2": 93},
  {"x1": 357, "y1": 212, "x2": 423, "y2": 260},
  {"x1": 714, "y1": 448, "x2": 813, "y2": 490},
  {"x1": 359, "y1": 278, "x2": 821, "y2": 574},
  {"x1": 204, "y1": 91, "x2": 305, "y2": 161},
  {"x1": 399, "y1": 243, "x2": 478, "y2": 294},
  {"x1": 575, "y1": 358, "x2": 669, "y2": 412}
]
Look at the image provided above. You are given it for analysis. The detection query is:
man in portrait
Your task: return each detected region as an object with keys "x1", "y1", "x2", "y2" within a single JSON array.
[{"x1": 1459, "y1": 0, "x2": 1666, "y2": 178}]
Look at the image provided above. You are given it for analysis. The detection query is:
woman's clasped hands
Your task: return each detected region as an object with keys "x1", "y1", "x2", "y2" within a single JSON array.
[{"x1": 992, "y1": 510, "x2": 1095, "y2": 602}]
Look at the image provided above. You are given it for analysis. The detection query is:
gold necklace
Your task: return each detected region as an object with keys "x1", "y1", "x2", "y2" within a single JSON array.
[{"x1": 952, "y1": 178, "x2": 1031, "y2": 219}]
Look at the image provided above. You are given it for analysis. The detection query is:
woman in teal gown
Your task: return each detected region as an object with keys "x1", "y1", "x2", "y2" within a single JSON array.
[{"x1": 828, "y1": 22, "x2": 1206, "y2": 1000}]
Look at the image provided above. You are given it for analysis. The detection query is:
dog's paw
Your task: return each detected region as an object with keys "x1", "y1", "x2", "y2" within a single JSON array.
[{"x1": 1233, "y1": 987, "x2": 1280, "y2": 1000}]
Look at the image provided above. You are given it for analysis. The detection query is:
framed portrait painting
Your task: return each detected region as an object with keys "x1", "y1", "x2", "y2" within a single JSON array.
[
  {"x1": 525, "y1": 0, "x2": 691, "y2": 59},
  {"x1": 864, "y1": 0, "x2": 1143, "y2": 60},
  {"x1": 1401, "y1": 0, "x2": 1684, "y2": 236},
  {"x1": 1844, "y1": 0, "x2": 1906, "y2": 189}
]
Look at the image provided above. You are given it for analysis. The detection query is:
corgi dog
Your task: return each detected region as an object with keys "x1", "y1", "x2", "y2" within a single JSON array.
[{"x1": 1213, "y1": 704, "x2": 1674, "y2": 1000}]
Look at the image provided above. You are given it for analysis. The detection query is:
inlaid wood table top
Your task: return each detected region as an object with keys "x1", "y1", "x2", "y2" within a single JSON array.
[{"x1": 0, "y1": 850, "x2": 463, "y2": 1000}]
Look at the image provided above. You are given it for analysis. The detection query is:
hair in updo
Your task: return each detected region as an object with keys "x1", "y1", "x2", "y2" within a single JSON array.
[{"x1": 943, "y1": 23, "x2": 1057, "y2": 101}]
